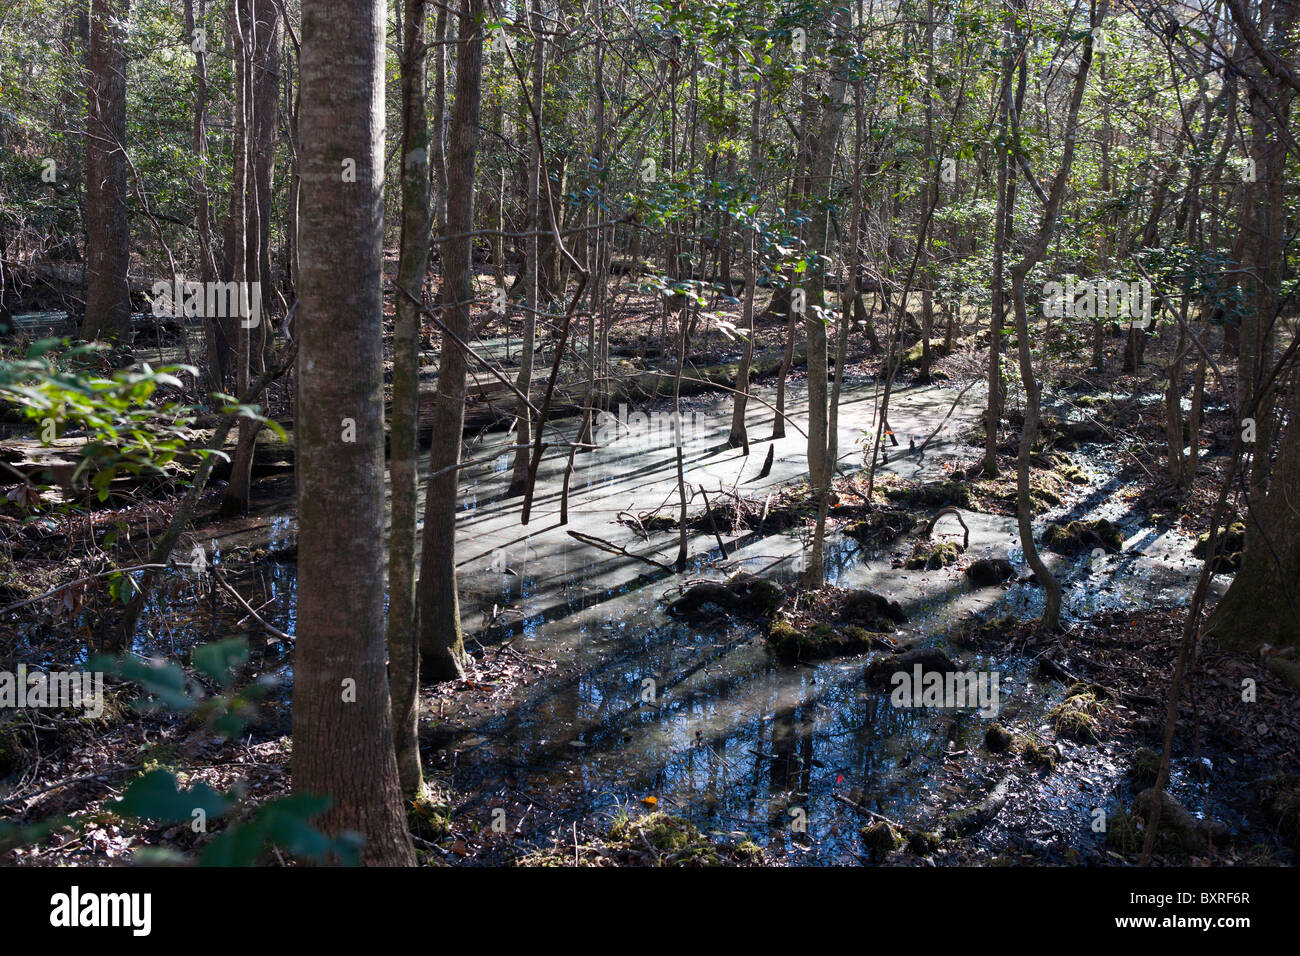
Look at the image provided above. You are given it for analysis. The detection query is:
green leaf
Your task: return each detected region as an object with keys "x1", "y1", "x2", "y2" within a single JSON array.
[
  {"x1": 191, "y1": 637, "x2": 249, "y2": 688},
  {"x1": 91, "y1": 652, "x2": 194, "y2": 711},
  {"x1": 112, "y1": 770, "x2": 233, "y2": 824}
]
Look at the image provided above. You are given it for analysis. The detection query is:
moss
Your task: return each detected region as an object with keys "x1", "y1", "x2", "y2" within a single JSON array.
[
  {"x1": 1018, "y1": 735, "x2": 1060, "y2": 771},
  {"x1": 1193, "y1": 522, "x2": 1245, "y2": 573},
  {"x1": 1035, "y1": 451, "x2": 1088, "y2": 485},
  {"x1": 907, "y1": 829, "x2": 942, "y2": 855},
  {"x1": 971, "y1": 613, "x2": 1019, "y2": 641},
  {"x1": 1065, "y1": 681, "x2": 1110, "y2": 702},
  {"x1": 766, "y1": 618, "x2": 887, "y2": 661},
  {"x1": 607, "y1": 812, "x2": 719, "y2": 864},
  {"x1": 408, "y1": 788, "x2": 453, "y2": 841},
  {"x1": 1030, "y1": 481, "x2": 1063, "y2": 508},
  {"x1": 984, "y1": 723, "x2": 1014, "y2": 753},
  {"x1": 885, "y1": 480, "x2": 971, "y2": 510},
  {"x1": 1129, "y1": 747, "x2": 1162, "y2": 786},
  {"x1": 742, "y1": 576, "x2": 788, "y2": 615},
  {"x1": 898, "y1": 338, "x2": 950, "y2": 368},
  {"x1": 904, "y1": 539, "x2": 962, "y2": 570},
  {"x1": 860, "y1": 820, "x2": 903, "y2": 858},
  {"x1": 136, "y1": 741, "x2": 180, "y2": 775},
  {"x1": 1042, "y1": 518, "x2": 1123, "y2": 555},
  {"x1": 839, "y1": 589, "x2": 908, "y2": 627},
  {"x1": 1049, "y1": 690, "x2": 1107, "y2": 743}
]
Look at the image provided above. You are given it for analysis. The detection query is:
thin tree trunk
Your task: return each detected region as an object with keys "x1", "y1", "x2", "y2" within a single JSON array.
[
  {"x1": 416, "y1": 0, "x2": 483, "y2": 681},
  {"x1": 1008, "y1": 1, "x2": 1103, "y2": 631},
  {"x1": 387, "y1": 0, "x2": 432, "y2": 800}
]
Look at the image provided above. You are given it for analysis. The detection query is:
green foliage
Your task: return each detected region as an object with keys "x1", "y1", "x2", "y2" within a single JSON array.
[
  {"x1": 82, "y1": 638, "x2": 360, "y2": 866},
  {"x1": 0, "y1": 340, "x2": 282, "y2": 519},
  {"x1": 0, "y1": 339, "x2": 198, "y2": 499}
]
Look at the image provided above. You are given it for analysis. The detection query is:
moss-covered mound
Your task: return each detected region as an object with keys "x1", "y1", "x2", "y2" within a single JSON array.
[
  {"x1": 765, "y1": 588, "x2": 905, "y2": 662},
  {"x1": 843, "y1": 509, "x2": 916, "y2": 546},
  {"x1": 840, "y1": 589, "x2": 908, "y2": 627},
  {"x1": 884, "y1": 479, "x2": 971, "y2": 510},
  {"x1": 766, "y1": 619, "x2": 892, "y2": 661},
  {"x1": 1048, "y1": 686, "x2": 1110, "y2": 743},
  {"x1": 1017, "y1": 735, "x2": 1061, "y2": 771},
  {"x1": 668, "y1": 573, "x2": 787, "y2": 618},
  {"x1": 984, "y1": 723, "x2": 1014, "y2": 753},
  {"x1": 1192, "y1": 522, "x2": 1245, "y2": 573},
  {"x1": 1042, "y1": 518, "x2": 1123, "y2": 555},
  {"x1": 965, "y1": 558, "x2": 1014, "y2": 588},
  {"x1": 860, "y1": 819, "x2": 904, "y2": 858},
  {"x1": 865, "y1": 646, "x2": 961, "y2": 686},
  {"x1": 515, "y1": 811, "x2": 768, "y2": 867},
  {"x1": 903, "y1": 539, "x2": 963, "y2": 570}
]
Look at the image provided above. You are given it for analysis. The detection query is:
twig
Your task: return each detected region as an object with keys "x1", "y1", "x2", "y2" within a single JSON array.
[
  {"x1": 565, "y1": 530, "x2": 673, "y2": 572},
  {"x1": 210, "y1": 567, "x2": 294, "y2": 642}
]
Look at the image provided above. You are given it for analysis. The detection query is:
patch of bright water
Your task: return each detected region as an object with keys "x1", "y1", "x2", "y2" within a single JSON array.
[{"x1": 117, "y1": 383, "x2": 1225, "y2": 862}]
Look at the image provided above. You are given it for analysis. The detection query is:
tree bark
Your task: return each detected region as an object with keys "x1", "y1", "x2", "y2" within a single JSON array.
[
  {"x1": 293, "y1": 0, "x2": 415, "y2": 866},
  {"x1": 388, "y1": 0, "x2": 432, "y2": 800},
  {"x1": 416, "y1": 0, "x2": 483, "y2": 682},
  {"x1": 83, "y1": 0, "x2": 132, "y2": 344}
]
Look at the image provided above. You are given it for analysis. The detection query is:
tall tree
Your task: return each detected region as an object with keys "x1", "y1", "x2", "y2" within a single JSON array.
[
  {"x1": 416, "y1": 0, "x2": 484, "y2": 681},
  {"x1": 507, "y1": 0, "x2": 544, "y2": 498},
  {"x1": 220, "y1": 0, "x2": 282, "y2": 516},
  {"x1": 293, "y1": 0, "x2": 416, "y2": 865},
  {"x1": 388, "y1": 0, "x2": 433, "y2": 798},
  {"x1": 82, "y1": 0, "x2": 131, "y2": 344},
  {"x1": 1008, "y1": 1, "x2": 1104, "y2": 631}
]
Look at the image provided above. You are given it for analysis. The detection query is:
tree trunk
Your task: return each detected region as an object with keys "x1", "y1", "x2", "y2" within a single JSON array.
[
  {"x1": 1008, "y1": 1, "x2": 1102, "y2": 631},
  {"x1": 802, "y1": 5, "x2": 851, "y2": 499},
  {"x1": 218, "y1": 0, "x2": 259, "y2": 517},
  {"x1": 388, "y1": 0, "x2": 432, "y2": 800},
  {"x1": 83, "y1": 0, "x2": 132, "y2": 344},
  {"x1": 507, "y1": 0, "x2": 544, "y2": 498},
  {"x1": 416, "y1": 0, "x2": 482, "y2": 682},
  {"x1": 293, "y1": 0, "x2": 415, "y2": 866},
  {"x1": 1205, "y1": 370, "x2": 1300, "y2": 649}
]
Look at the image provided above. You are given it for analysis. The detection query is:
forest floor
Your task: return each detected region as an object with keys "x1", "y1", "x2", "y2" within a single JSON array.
[{"x1": 2, "y1": 289, "x2": 1298, "y2": 866}]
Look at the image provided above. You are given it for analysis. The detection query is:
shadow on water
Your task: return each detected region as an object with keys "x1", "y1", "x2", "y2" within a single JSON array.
[{"x1": 109, "y1": 381, "x2": 1228, "y2": 863}]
